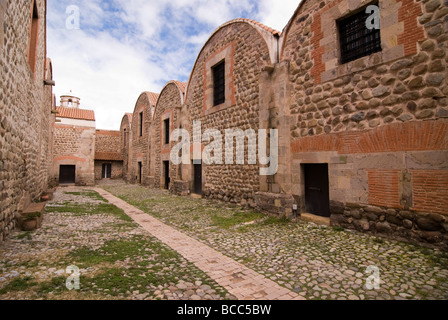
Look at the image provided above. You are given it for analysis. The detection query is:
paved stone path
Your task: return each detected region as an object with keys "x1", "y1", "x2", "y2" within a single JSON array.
[{"x1": 93, "y1": 188, "x2": 305, "y2": 301}]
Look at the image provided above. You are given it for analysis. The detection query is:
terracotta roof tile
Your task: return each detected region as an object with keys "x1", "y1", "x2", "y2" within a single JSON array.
[
  {"x1": 126, "y1": 113, "x2": 133, "y2": 125},
  {"x1": 231, "y1": 18, "x2": 281, "y2": 36},
  {"x1": 174, "y1": 81, "x2": 187, "y2": 93},
  {"x1": 144, "y1": 92, "x2": 160, "y2": 106},
  {"x1": 95, "y1": 152, "x2": 123, "y2": 161},
  {"x1": 56, "y1": 107, "x2": 95, "y2": 121}
]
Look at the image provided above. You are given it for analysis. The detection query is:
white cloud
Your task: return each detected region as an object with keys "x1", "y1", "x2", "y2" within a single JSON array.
[
  {"x1": 256, "y1": 0, "x2": 302, "y2": 32},
  {"x1": 47, "y1": 0, "x2": 300, "y2": 130}
]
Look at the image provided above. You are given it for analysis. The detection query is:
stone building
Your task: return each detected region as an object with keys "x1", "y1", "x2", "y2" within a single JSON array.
[
  {"x1": 94, "y1": 130, "x2": 123, "y2": 181},
  {"x1": 120, "y1": 113, "x2": 133, "y2": 182},
  {"x1": 280, "y1": 0, "x2": 448, "y2": 247},
  {"x1": 118, "y1": 0, "x2": 447, "y2": 248},
  {"x1": 129, "y1": 92, "x2": 159, "y2": 185},
  {"x1": 0, "y1": 0, "x2": 55, "y2": 242},
  {"x1": 52, "y1": 92, "x2": 96, "y2": 186},
  {"x1": 152, "y1": 81, "x2": 186, "y2": 191}
]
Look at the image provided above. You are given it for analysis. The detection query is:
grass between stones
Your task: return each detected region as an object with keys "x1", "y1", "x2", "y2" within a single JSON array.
[
  {"x1": 103, "y1": 183, "x2": 448, "y2": 301},
  {"x1": 0, "y1": 189, "x2": 233, "y2": 300}
]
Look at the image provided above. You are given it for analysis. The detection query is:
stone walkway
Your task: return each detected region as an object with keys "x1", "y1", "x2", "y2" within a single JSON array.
[
  {"x1": 102, "y1": 183, "x2": 448, "y2": 300},
  {"x1": 93, "y1": 188, "x2": 305, "y2": 300},
  {"x1": 2, "y1": 184, "x2": 447, "y2": 300}
]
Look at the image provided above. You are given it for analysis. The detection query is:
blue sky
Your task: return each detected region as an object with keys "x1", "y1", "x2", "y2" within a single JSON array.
[{"x1": 47, "y1": 0, "x2": 301, "y2": 130}]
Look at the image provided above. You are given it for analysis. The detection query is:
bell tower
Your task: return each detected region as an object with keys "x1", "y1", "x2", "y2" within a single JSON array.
[{"x1": 60, "y1": 90, "x2": 80, "y2": 108}]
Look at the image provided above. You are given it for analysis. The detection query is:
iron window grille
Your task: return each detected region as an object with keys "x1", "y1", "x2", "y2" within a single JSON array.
[
  {"x1": 213, "y1": 60, "x2": 226, "y2": 106},
  {"x1": 338, "y1": 2, "x2": 381, "y2": 64}
]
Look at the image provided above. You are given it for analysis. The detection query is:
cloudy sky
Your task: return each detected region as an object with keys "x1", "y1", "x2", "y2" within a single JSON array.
[{"x1": 47, "y1": 0, "x2": 301, "y2": 130}]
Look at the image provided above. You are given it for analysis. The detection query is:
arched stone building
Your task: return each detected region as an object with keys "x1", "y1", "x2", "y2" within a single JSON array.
[
  {"x1": 119, "y1": 1, "x2": 448, "y2": 248},
  {"x1": 151, "y1": 81, "x2": 186, "y2": 190},
  {"x1": 184, "y1": 19, "x2": 281, "y2": 205},
  {"x1": 130, "y1": 92, "x2": 159, "y2": 185},
  {"x1": 120, "y1": 113, "x2": 133, "y2": 182},
  {"x1": 279, "y1": 0, "x2": 448, "y2": 245}
]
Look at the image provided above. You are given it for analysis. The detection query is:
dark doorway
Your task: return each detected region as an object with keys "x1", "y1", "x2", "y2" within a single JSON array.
[
  {"x1": 304, "y1": 164, "x2": 330, "y2": 217},
  {"x1": 102, "y1": 163, "x2": 112, "y2": 179},
  {"x1": 138, "y1": 162, "x2": 142, "y2": 184},
  {"x1": 194, "y1": 163, "x2": 202, "y2": 195},
  {"x1": 59, "y1": 165, "x2": 76, "y2": 184},
  {"x1": 163, "y1": 161, "x2": 170, "y2": 190}
]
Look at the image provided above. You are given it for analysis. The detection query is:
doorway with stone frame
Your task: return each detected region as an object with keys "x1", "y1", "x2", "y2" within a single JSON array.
[{"x1": 302, "y1": 164, "x2": 331, "y2": 218}]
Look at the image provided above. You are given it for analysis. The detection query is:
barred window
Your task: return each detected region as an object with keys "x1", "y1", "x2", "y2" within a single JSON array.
[
  {"x1": 338, "y1": 2, "x2": 381, "y2": 64},
  {"x1": 213, "y1": 60, "x2": 225, "y2": 106}
]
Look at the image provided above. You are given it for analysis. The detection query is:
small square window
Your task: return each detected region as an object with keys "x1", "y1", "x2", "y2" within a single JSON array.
[
  {"x1": 338, "y1": 2, "x2": 381, "y2": 64},
  {"x1": 212, "y1": 60, "x2": 226, "y2": 106}
]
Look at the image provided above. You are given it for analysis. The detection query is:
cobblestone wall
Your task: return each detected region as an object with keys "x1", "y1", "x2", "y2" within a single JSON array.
[
  {"x1": 119, "y1": 1, "x2": 448, "y2": 248},
  {"x1": 95, "y1": 130, "x2": 121, "y2": 154},
  {"x1": 282, "y1": 0, "x2": 447, "y2": 138},
  {"x1": 281, "y1": 0, "x2": 448, "y2": 247},
  {"x1": 52, "y1": 125, "x2": 96, "y2": 186},
  {"x1": 185, "y1": 21, "x2": 275, "y2": 205},
  {"x1": 120, "y1": 114, "x2": 132, "y2": 182},
  {"x1": 130, "y1": 93, "x2": 157, "y2": 185},
  {"x1": 0, "y1": 0, "x2": 53, "y2": 242},
  {"x1": 153, "y1": 82, "x2": 183, "y2": 189}
]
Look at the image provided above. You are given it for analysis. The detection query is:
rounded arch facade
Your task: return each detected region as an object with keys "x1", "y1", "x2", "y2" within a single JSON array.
[
  {"x1": 130, "y1": 92, "x2": 158, "y2": 185},
  {"x1": 184, "y1": 19, "x2": 278, "y2": 205},
  {"x1": 152, "y1": 81, "x2": 186, "y2": 190}
]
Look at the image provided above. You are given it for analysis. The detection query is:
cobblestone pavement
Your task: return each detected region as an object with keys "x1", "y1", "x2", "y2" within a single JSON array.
[
  {"x1": 102, "y1": 182, "x2": 448, "y2": 301},
  {"x1": 1, "y1": 182, "x2": 447, "y2": 300},
  {"x1": 95, "y1": 187, "x2": 304, "y2": 300},
  {"x1": 0, "y1": 187, "x2": 235, "y2": 300}
]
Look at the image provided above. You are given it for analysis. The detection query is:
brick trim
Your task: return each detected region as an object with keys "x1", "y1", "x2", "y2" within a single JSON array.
[
  {"x1": 411, "y1": 170, "x2": 448, "y2": 215},
  {"x1": 291, "y1": 120, "x2": 448, "y2": 154},
  {"x1": 397, "y1": 0, "x2": 425, "y2": 56},
  {"x1": 53, "y1": 156, "x2": 86, "y2": 163},
  {"x1": 368, "y1": 169, "x2": 402, "y2": 208}
]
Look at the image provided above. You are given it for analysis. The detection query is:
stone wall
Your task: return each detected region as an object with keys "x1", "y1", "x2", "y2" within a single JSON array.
[
  {"x1": 120, "y1": 114, "x2": 132, "y2": 182},
  {"x1": 94, "y1": 161, "x2": 123, "y2": 180},
  {"x1": 119, "y1": 1, "x2": 448, "y2": 249},
  {"x1": 95, "y1": 130, "x2": 121, "y2": 154},
  {"x1": 130, "y1": 92, "x2": 157, "y2": 185},
  {"x1": 184, "y1": 20, "x2": 277, "y2": 205},
  {"x1": 52, "y1": 124, "x2": 96, "y2": 186},
  {"x1": 153, "y1": 82, "x2": 183, "y2": 189},
  {"x1": 0, "y1": 0, "x2": 54, "y2": 242},
  {"x1": 282, "y1": 0, "x2": 447, "y2": 139},
  {"x1": 281, "y1": 0, "x2": 448, "y2": 248},
  {"x1": 94, "y1": 130, "x2": 123, "y2": 180}
]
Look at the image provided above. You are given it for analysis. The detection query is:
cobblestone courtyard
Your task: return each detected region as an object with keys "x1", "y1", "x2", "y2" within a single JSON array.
[{"x1": 1, "y1": 181, "x2": 447, "y2": 300}]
